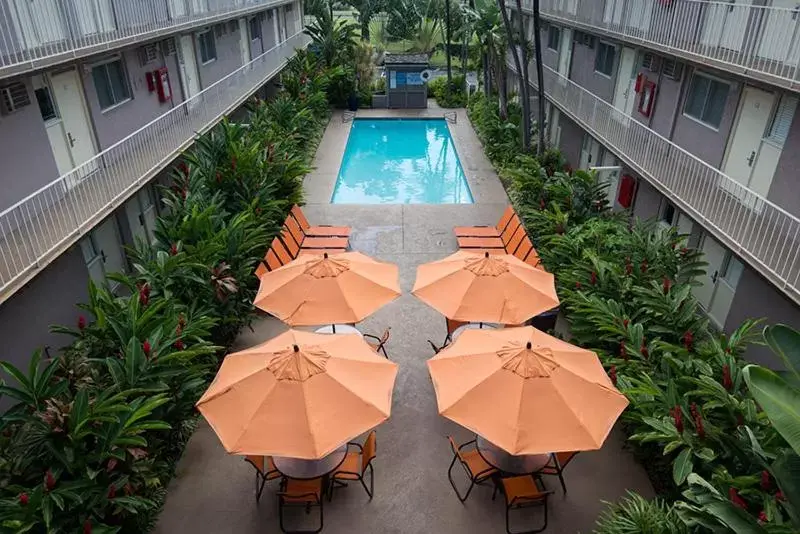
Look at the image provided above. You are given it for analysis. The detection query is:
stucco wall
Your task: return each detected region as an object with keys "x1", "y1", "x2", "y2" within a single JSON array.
[
  {"x1": 632, "y1": 59, "x2": 686, "y2": 139},
  {"x1": 766, "y1": 106, "x2": 800, "y2": 214},
  {"x1": 568, "y1": 38, "x2": 615, "y2": 103},
  {"x1": 0, "y1": 77, "x2": 61, "y2": 212},
  {"x1": 81, "y1": 46, "x2": 176, "y2": 150},
  {"x1": 670, "y1": 67, "x2": 740, "y2": 168},
  {"x1": 555, "y1": 112, "x2": 583, "y2": 168},
  {"x1": 197, "y1": 23, "x2": 244, "y2": 89},
  {"x1": 632, "y1": 178, "x2": 662, "y2": 220}
]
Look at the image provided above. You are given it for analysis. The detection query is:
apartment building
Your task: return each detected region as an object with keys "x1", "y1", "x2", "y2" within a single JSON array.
[
  {"x1": 0, "y1": 0, "x2": 307, "y2": 365},
  {"x1": 509, "y1": 0, "x2": 800, "y2": 364}
]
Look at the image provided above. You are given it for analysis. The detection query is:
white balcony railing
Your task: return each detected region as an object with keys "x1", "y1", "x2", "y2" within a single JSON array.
[
  {"x1": 0, "y1": 31, "x2": 309, "y2": 302},
  {"x1": 0, "y1": 0, "x2": 293, "y2": 78},
  {"x1": 516, "y1": 0, "x2": 800, "y2": 90},
  {"x1": 508, "y1": 59, "x2": 800, "y2": 304}
]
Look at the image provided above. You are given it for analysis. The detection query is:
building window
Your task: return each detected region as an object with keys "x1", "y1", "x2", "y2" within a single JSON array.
[
  {"x1": 660, "y1": 201, "x2": 677, "y2": 226},
  {"x1": 198, "y1": 30, "x2": 217, "y2": 64},
  {"x1": 547, "y1": 26, "x2": 560, "y2": 51},
  {"x1": 766, "y1": 94, "x2": 798, "y2": 145},
  {"x1": 721, "y1": 255, "x2": 744, "y2": 289},
  {"x1": 595, "y1": 42, "x2": 616, "y2": 76},
  {"x1": 684, "y1": 73, "x2": 729, "y2": 128},
  {"x1": 249, "y1": 16, "x2": 261, "y2": 41},
  {"x1": 92, "y1": 58, "x2": 131, "y2": 110},
  {"x1": 34, "y1": 86, "x2": 57, "y2": 121}
]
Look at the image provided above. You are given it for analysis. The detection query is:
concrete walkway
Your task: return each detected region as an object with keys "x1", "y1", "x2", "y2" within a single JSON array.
[{"x1": 153, "y1": 108, "x2": 653, "y2": 534}]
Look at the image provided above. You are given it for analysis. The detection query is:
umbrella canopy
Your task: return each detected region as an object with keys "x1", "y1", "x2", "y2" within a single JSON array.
[
  {"x1": 412, "y1": 251, "x2": 558, "y2": 325},
  {"x1": 197, "y1": 329, "x2": 398, "y2": 459},
  {"x1": 427, "y1": 326, "x2": 628, "y2": 455},
  {"x1": 255, "y1": 251, "x2": 400, "y2": 326}
]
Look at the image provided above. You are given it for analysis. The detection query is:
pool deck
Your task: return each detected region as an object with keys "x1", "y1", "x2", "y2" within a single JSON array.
[{"x1": 153, "y1": 107, "x2": 654, "y2": 534}]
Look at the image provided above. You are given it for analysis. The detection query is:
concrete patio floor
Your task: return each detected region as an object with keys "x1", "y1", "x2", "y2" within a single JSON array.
[{"x1": 153, "y1": 108, "x2": 654, "y2": 534}]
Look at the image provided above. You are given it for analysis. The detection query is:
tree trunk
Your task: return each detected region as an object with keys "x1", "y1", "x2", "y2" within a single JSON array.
[
  {"x1": 515, "y1": 0, "x2": 532, "y2": 152},
  {"x1": 361, "y1": 16, "x2": 370, "y2": 41},
  {"x1": 498, "y1": 0, "x2": 529, "y2": 151},
  {"x1": 532, "y1": 0, "x2": 546, "y2": 155},
  {"x1": 445, "y1": 0, "x2": 453, "y2": 87}
]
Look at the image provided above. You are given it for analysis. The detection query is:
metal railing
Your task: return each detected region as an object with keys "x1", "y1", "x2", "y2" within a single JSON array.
[
  {"x1": 0, "y1": 0, "x2": 295, "y2": 79},
  {"x1": 0, "y1": 31, "x2": 309, "y2": 302},
  {"x1": 515, "y1": 0, "x2": 800, "y2": 91},
  {"x1": 508, "y1": 58, "x2": 800, "y2": 304}
]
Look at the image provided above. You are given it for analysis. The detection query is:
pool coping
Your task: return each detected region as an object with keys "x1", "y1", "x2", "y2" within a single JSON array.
[
  {"x1": 303, "y1": 107, "x2": 509, "y2": 206},
  {"x1": 330, "y1": 116, "x2": 475, "y2": 205}
]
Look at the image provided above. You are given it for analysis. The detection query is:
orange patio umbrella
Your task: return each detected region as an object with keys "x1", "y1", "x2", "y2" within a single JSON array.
[
  {"x1": 412, "y1": 251, "x2": 558, "y2": 325},
  {"x1": 196, "y1": 329, "x2": 398, "y2": 459},
  {"x1": 254, "y1": 251, "x2": 400, "y2": 326},
  {"x1": 427, "y1": 326, "x2": 628, "y2": 455}
]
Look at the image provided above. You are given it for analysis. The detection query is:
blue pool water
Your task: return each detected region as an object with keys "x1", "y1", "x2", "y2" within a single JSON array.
[{"x1": 332, "y1": 119, "x2": 473, "y2": 204}]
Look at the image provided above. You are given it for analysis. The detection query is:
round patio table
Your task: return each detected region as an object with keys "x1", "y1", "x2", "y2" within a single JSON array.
[
  {"x1": 314, "y1": 325, "x2": 361, "y2": 335},
  {"x1": 476, "y1": 436, "x2": 552, "y2": 475},
  {"x1": 272, "y1": 444, "x2": 349, "y2": 480},
  {"x1": 451, "y1": 322, "x2": 499, "y2": 340}
]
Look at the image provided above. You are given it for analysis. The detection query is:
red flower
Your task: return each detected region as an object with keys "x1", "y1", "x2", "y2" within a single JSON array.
[
  {"x1": 173, "y1": 339, "x2": 185, "y2": 351},
  {"x1": 83, "y1": 520, "x2": 92, "y2": 534},
  {"x1": 178, "y1": 314, "x2": 186, "y2": 329},
  {"x1": 19, "y1": 493, "x2": 28, "y2": 506},
  {"x1": 539, "y1": 198, "x2": 545, "y2": 210},
  {"x1": 107, "y1": 485, "x2": 116, "y2": 499},
  {"x1": 564, "y1": 164, "x2": 573, "y2": 174},
  {"x1": 267, "y1": 144, "x2": 275, "y2": 162},
  {"x1": 106, "y1": 458, "x2": 118, "y2": 472},
  {"x1": 761, "y1": 470, "x2": 771, "y2": 491},
  {"x1": 181, "y1": 188, "x2": 187, "y2": 200},
  {"x1": 623, "y1": 319, "x2": 629, "y2": 328},
  {"x1": 671, "y1": 406, "x2": 684, "y2": 433},
  {"x1": 683, "y1": 330, "x2": 694, "y2": 350},
  {"x1": 143, "y1": 340, "x2": 151, "y2": 358},
  {"x1": 590, "y1": 271, "x2": 597, "y2": 285},
  {"x1": 215, "y1": 171, "x2": 222, "y2": 183},
  {"x1": 640, "y1": 344, "x2": 649, "y2": 359},
  {"x1": 695, "y1": 414, "x2": 706, "y2": 439},
  {"x1": 671, "y1": 243, "x2": 676, "y2": 250},
  {"x1": 78, "y1": 315, "x2": 86, "y2": 331},
  {"x1": 736, "y1": 414, "x2": 744, "y2": 427},
  {"x1": 690, "y1": 402, "x2": 700, "y2": 419},
  {"x1": 776, "y1": 490, "x2": 785, "y2": 502},
  {"x1": 124, "y1": 483, "x2": 133, "y2": 496},
  {"x1": 758, "y1": 510, "x2": 768, "y2": 523},
  {"x1": 138, "y1": 283, "x2": 150, "y2": 306},
  {"x1": 231, "y1": 156, "x2": 237, "y2": 170},
  {"x1": 729, "y1": 488, "x2": 747, "y2": 510},
  {"x1": 178, "y1": 162, "x2": 189, "y2": 177},
  {"x1": 663, "y1": 277, "x2": 671, "y2": 293},
  {"x1": 640, "y1": 260, "x2": 648, "y2": 273},
  {"x1": 44, "y1": 470, "x2": 55, "y2": 491},
  {"x1": 722, "y1": 365, "x2": 733, "y2": 391},
  {"x1": 625, "y1": 258, "x2": 633, "y2": 276},
  {"x1": 619, "y1": 341, "x2": 628, "y2": 360},
  {"x1": 170, "y1": 243, "x2": 178, "y2": 256},
  {"x1": 608, "y1": 366, "x2": 617, "y2": 385},
  {"x1": 575, "y1": 281, "x2": 582, "y2": 289},
  {"x1": 680, "y1": 247, "x2": 688, "y2": 256}
]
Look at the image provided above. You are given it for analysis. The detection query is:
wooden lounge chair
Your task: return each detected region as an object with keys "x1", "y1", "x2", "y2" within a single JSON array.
[
  {"x1": 329, "y1": 431, "x2": 377, "y2": 501},
  {"x1": 495, "y1": 475, "x2": 553, "y2": 534},
  {"x1": 298, "y1": 249, "x2": 347, "y2": 257},
  {"x1": 457, "y1": 214, "x2": 522, "y2": 250},
  {"x1": 255, "y1": 237, "x2": 294, "y2": 278},
  {"x1": 364, "y1": 328, "x2": 391, "y2": 358},
  {"x1": 278, "y1": 477, "x2": 324, "y2": 533},
  {"x1": 454, "y1": 205, "x2": 516, "y2": 237},
  {"x1": 244, "y1": 455, "x2": 281, "y2": 502},
  {"x1": 539, "y1": 451, "x2": 579, "y2": 494},
  {"x1": 285, "y1": 216, "x2": 349, "y2": 250},
  {"x1": 291, "y1": 205, "x2": 351, "y2": 237},
  {"x1": 447, "y1": 436, "x2": 498, "y2": 503}
]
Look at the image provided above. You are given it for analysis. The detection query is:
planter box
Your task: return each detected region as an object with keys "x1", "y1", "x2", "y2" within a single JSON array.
[{"x1": 372, "y1": 94, "x2": 388, "y2": 108}]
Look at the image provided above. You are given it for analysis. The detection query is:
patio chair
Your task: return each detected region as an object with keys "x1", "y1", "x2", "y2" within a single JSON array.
[
  {"x1": 291, "y1": 205, "x2": 351, "y2": 237},
  {"x1": 244, "y1": 455, "x2": 281, "y2": 502},
  {"x1": 457, "y1": 214, "x2": 522, "y2": 250},
  {"x1": 427, "y1": 339, "x2": 444, "y2": 354},
  {"x1": 495, "y1": 475, "x2": 553, "y2": 534},
  {"x1": 504, "y1": 226, "x2": 527, "y2": 256},
  {"x1": 298, "y1": 248, "x2": 347, "y2": 257},
  {"x1": 530, "y1": 308, "x2": 559, "y2": 333},
  {"x1": 329, "y1": 430, "x2": 377, "y2": 501},
  {"x1": 539, "y1": 451, "x2": 579, "y2": 494},
  {"x1": 444, "y1": 317, "x2": 469, "y2": 346},
  {"x1": 278, "y1": 229, "x2": 301, "y2": 260},
  {"x1": 255, "y1": 247, "x2": 286, "y2": 279},
  {"x1": 454, "y1": 205, "x2": 516, "y2": 237},
  {"x1": 446, "y1": 436, "x2": 498, "y2": 503},
  {"x1": 364, "y1": 328, "x2": 391, "y2": 358},
  {"x1": 285, "y1": 216, "x2": 349, "y2": 250},
  {"x1": 278, "y1": 477, "x2": 324, "y2": 534}
]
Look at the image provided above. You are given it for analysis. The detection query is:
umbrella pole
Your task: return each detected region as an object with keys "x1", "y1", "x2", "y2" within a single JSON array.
[{"x1": 332, "y1": 324, "x2": 336, "y2": 334}]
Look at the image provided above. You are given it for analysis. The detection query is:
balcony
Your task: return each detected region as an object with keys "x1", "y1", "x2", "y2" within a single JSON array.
[
  {"x1": 0, "y1": 31, "x2": 309, "y2": 303},
  {"x1": 508, "y1": 59, "x2": 800, "y2": 305},
  {"x1": 515, "y1": 0, "x2": 800, "y2": 92},
  {"x1": 0, "y1": 0, "x2": 294, "y2": 79}
]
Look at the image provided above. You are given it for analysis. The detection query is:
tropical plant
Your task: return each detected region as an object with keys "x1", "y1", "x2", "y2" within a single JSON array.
[{"x1": 594, "y1": 492, "x2": 689, "y2": 534}]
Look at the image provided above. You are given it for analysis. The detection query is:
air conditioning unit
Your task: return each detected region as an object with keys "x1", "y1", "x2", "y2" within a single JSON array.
[
  {"x1": 162, "y1": 38, "x2": 177, "y2": 56},
  {"x1": 641, "y1": 52, "x2": 660, "y2": 72},
  {"x1": 138, "y1": 44, "x2": 159, "y2": 66},
  {"x1": 662, "y1": 59, "x2": 683, "y2": 80},
  {"x1": 0, "y1": 81, "x2": 31, "y2": 115}
]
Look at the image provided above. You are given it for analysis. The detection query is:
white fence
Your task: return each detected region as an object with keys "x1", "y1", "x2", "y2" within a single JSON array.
[
  {"x1": 509, "y1": 59, "x2": 800, "y2": 304},
  {"x1": 518, "y1": 0, "x2": 800, "y2": 90},
  {"x1": 0, "y1": 0, "x2": 292, "y2": 77},
  {"x1": 0, "y1": 31, "x2": 308, "y2": 301}
]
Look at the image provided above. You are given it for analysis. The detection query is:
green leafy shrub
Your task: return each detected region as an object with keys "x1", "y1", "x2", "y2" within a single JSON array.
[
  {"x1": 594, "y1": 492, "x2": 688, "y2": 534},
  {"x1": 428, "y1": 74, "x2": 467, "y2": 108}
]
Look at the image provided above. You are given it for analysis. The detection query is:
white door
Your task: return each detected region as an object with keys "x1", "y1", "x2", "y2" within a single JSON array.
[
  {"x1": 32, "y1": 75, "x2": 74, "y2": 176},
  {"x1": 239, "y1": 18, "x2": 252, "y2": 63},
  {"x1": 756, "y1": 0, "x2": 800, "y2": 67},
  {"x1": 74, "y1": 0, "x2": 116, "y2": 36},
  {"x1": 700, "y1": 0, "x2": 747, "y2": 52},
  {"x1": 603, "y1": 0, "x2": 624, "y2": 26},
  {"x1": 613, "y1": 47, "x2": 638, "y2": 116},
  {"x1": 695, "y1": 234, "x2": 742, "y2": 329},
  {"x1": 124, "y1": 187, "x2": 157, "y2": 244},
  {"x1": 694, "y1": 234, "x2": 728, "y2": 311},
  {"x1": 81, "y1": 217, "x2": 126, "y2": 290},
  {"x1": 167, "y1": 0, "x2": 187, "y2": 18},
  {"x1": 548, "y1": 106, "x2": 561, "y2": 147},
  {"x1": 178, "y1": 35, "x2": 202, "y2": 99},
  {"x1": 598, "y1": 151, "x2": 621, "y2": 208},
  {"x1": 9, "y1": 0, "x2": 67, "y2": 49},
  {"x1": 722, "y1": 87, "x2": 777, "y2": 197},
  {"x1": 580, "y1": 134, "x2": 602, "y2": 169},
  {"x1": 49, "y1": 69, "x2": 98, "y2": 185}
]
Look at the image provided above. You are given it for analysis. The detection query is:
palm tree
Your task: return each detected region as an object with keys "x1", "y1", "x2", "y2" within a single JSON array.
[
  {"x1": 497, "y1": 0, "x2": 531, "y2": 152},
  {"x1": 345, "y1": 0, "x2": 386, "y2": 41},
  {"x1": 304, "y1": 10, "x2": 359, "y2": 67},
  {"x1": 465, "y1": 0, "x2": 509, "y2": 117},
  {"x1": 444, "y1": 0, "x2": 453, "y2": 86},
  {"x1": 531, "y1": 0, "x2": 545, "y2": 155}
]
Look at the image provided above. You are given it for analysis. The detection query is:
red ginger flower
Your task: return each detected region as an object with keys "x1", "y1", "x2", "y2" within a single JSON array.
[
  {"x1": 231, "y1": 156, "x2": 237, "y2": 170},
  {"x1": 671, "y1": 406, "x2": 684, "y2": 433},
  {"x1": 619, "y1": 341, "x2": 628, "y2": 360},
  {"x1": 758, "y1": 510, "x2": 768, "y2": 523},
  {"x1": 608, "y1": 366, "x2": 617, "y2": 385},
  {"x1": 663, "y1": 277, "x2": 671, "y2": 293},
  {"x1": 625, "y1": 260, "x2": 633, "y2": 276},
  {"x1": 173, "y1": 339, "x2": 184, "y2": 351},
  {"x1": 170, "y1": 243, "x2": 178, "y2": 256},
  {"x1": 722, "y1": 365, "x2": 733, "y2": 391},
  {"x1": 640, "y1": 260, "x2": 648, "y2": 273},
  {"x1": 590, "y1": 271, "x2": 597, "y2": 285},
  {"x1": 729, "y1": 488, "x2": 747, "y2": 510},
  {"x1": 44, "y1": 470, "x2": 55, "y2": 491},
  {"x1": 623, "y1": 319, "x2": 629, "y2": 328},
  {"x1": 83, "y1": 520, "x2": 92, "y2": 534},
  {"x1": 19, "y1": 493, "x2": 28, "y2": 506},
  {"x1": 761, "y1": 470, "x2": 771, "y2": 491},
  {"x1": 776, "y1": 490, "x2": 785, "y2": 502},
  {"x1": 78, "y1": 315, "x2": 86, "y2": 331},
  {"x1": 138, "y1": 283, "x2": 150, "y2": 306},
  {"x1": 640, "y1": 344, "x2": 649, "y2": 359},
  {"x1": 575, "y1": 281, "x2": 582, "y2": 289},
  {"x1": 107, "y1": 485, "x2": 116, "y2": 499},
  {"x1": 683, "y1": 330, "x2": 694, "y2": 350},
  {"x1": 695, "y1": 414, "x2": 706, "y2": 439},
  {"x1": 143, "y1": 340, "x2": 151, "y2": 358}
]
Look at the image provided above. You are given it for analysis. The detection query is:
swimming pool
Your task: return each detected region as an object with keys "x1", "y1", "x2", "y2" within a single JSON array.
[{"x1": 332, "y1": 119, "x2": 473, "y2": 204}]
